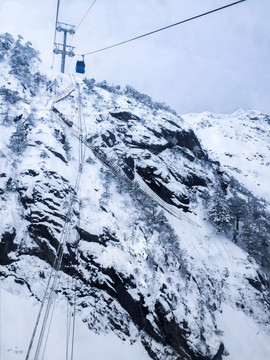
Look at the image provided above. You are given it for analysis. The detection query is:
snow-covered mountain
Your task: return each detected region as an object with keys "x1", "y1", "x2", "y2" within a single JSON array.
[
  {"x1": 184, "y1": 111, "x2": 270, "y2": 203},
  {"x1": 0, "y1": 33, "x2": 270, "y2": 360}
]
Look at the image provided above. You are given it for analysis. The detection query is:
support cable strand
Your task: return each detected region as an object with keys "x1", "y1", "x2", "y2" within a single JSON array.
[
  {"x1": 26, "y1": 76, "x2": 85, "y2": 360},
  {"x1": 80, "y1": 0, "x2": 247, "y2": 57},
  {"x1": 41, "y1": 286, "x2": 60, "y2": 360},
  {"x1": 54, "y1": 0, "x2": 61, "y2": 44},
  {"x1": 33, "y1": 242, "x2": 67, "y2": 360},
  {"x1": 70, "y1": 76, "x2": 87, "y2": 360},
  {"x1": 25, "y1": 220, "x2": 69, "y2": 360},
  {"x1": 65, "y1": 276, "x2": 72, "y2": 360},
  {"x1": 70, "y1": 260, "x2": 78, "y2": 360},
  {"x1": 76, "y1": 0, "x2": 98, "y2": 31},
  {"x1": 66, "y1": 0, "x2": 98, "y2": 72},
  {"x1": 52, "y1": 0, "x2": 61, "y2": 68}
]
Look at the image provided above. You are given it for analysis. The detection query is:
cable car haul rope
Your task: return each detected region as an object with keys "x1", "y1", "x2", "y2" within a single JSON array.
[
  {"x1": 25, "y1": 77, "x2": 86, "y2": 360},
  {"x1": 77, "y1": 0, "x2": 246, "y2": 60},
  {"x1": 52, "y1": 0, "x2": 247, "y2": 73},
  {"x1": 25, "y1": 2, "x2": 247, "y2": 358}
]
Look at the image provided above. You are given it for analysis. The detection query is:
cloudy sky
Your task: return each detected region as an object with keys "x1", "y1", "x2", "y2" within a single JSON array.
[{"x1": 0, "y1": 0, "x2": 269, "y2": 115}]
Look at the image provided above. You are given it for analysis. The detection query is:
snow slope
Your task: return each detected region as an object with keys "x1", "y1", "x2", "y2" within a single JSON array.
[
  {"x1": 1, "y1": 282, "x2": 150, "y2": 360},
  {"x1": 0, "y1": 34, "x2": 270, "y2": 360},
  {"x1": 183, "y1": 110, "x2": 270, "y2": 203}
]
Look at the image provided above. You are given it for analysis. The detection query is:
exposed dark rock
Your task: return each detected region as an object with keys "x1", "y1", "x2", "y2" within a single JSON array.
[
  {"x1": 61, "y1": 243, "x2": 78, "y2": 276},
  {"x1": 28, "y1": 223, "x2": 59, "y2": 265},
  {"x1": 26, "y1": 209, "x2": 63, "y2": 228},
  {"x1": 246, "y1": 277, "x2": 262, "y2": 292},
  {"x1": 101, "y1": 130, "x2": 118, "y2": 147},
  {"x1": 124, "y1": 156, "x2": 134, "y2": 169},
  {"x1": 14, "y1": 278, "x2": 24, "y2": 285},
  {"x1": 76, "y1": 226, "x2": 100, "y2": 244},
  {"x1": 64, "y1": 255, "x2": 222, "y2": 360},
  {"x1": 110, "y1": 111, "x2": 141, "y2": 121},
  {"x1": 164, "y1": 118, "x2": 180, "y2": 128},
  {"x1": 6, "y1": 177, "x2": 17, "y2": 191},
  {"x1": 13, "y1": 114, "x2": 23, "y2": 122},
  {"x1": 0, "y1": 228, "x2": 17, "y2": 265},
  {"x1": 148, "y1": 127, "x2": 207, "y2": 160},
  {"x1": 121, "y1": 136, "x2": 169, "y2": 155},
  {"x1": 22, "y1": 169, "x2": 39, "y2": 177},
  {"x1": 17, "y1": 193, "x2": 35, "y2": 209},
  {"x1": 42, "y1": 198, "x2": 62, "y2": 212},
  {"x1": 52, "y1": 107, "x2": 73, "y2": 127},
  {"x1": 48, "y1": 187, "x2": 69, "y2": 199},
  {"x1": 122, "y1": 155, "x2": 135, "y2": 180},
  {"x1": 183, "y1": 173, "x2": 207, "y2": 188},
  {"x1": 136, "y1": 165, "x2": 190, "y2": 212},
  {"x1": 141, "y1": 337, "x2": 169, "y2": 360},
  {"x1": 178, "y1": 147, "x2": 195, "y2": 162},
  {"x1": 100, "y1": 228, "x2": 120, "y2": 244},
  {"x1": 76, "y1": 226, "x2": 120, "y2": 246},
  {"x1": 213, "y1": 344, "x2": 225, "y2": 360},
  {"x1": 118, "y1": 125, "x2": 207, "y2": 162},
  {"x1": 154, "y1": 300, "x2": 224, "y2": 360},
  {"x1": 46, "y1": 146, "x2": 68, "y2": 164},
  {"x1": 54, "y1": 129, "x2": 66, "y2": 144},
  {"x1": 89, "y1": 264, "x2": 165, "y2": 345}
]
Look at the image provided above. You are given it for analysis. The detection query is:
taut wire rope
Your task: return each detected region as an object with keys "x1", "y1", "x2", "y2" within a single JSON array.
[
  {"x1": 52, "y1": 0, "x2": 61, "y2": 69},
  {"x1": 78, "y1": 0, "x2": 247, "y2": 57},
  {"x1": 66, "y1": 0, "x2": 98, "y2": 72}
]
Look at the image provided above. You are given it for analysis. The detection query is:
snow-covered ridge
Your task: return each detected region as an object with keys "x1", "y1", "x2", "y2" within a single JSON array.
[
  {"x1": 0, "y1": 33, "x2": 269, "y2": 360},
  {"x1": 183, "y1": 110, "x2": 270, "y2": 203}
]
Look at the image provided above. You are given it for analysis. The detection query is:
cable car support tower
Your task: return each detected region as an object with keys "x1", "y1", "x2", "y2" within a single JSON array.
[
  {"x1": 53, "y1": 22, "x2": 75, "y2": 73},
  {"x1": 53, "y1": 0, "x2": 75, "y2": 73}
]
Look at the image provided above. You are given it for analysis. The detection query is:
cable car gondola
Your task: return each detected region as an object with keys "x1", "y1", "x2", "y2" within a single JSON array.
[{"x1": 76, "y1": 56, "x2": 85, "y2": 74}]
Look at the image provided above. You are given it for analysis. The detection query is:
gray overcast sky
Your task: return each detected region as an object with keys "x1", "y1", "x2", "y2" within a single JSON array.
[{"x1": 0, "y1": 0, "x2": 269, "y2": 115}]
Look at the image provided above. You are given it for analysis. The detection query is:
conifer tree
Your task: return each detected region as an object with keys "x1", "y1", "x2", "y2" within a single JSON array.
[
  {"x1": 209, "y1": 190, "x2": 232, "y2": 232},
  {"x1": 228, "y1": 196, "x2": 247, "y2": 242},
  {"x1": 9, "y1": 121, "x2": 28, "y2": 155}
]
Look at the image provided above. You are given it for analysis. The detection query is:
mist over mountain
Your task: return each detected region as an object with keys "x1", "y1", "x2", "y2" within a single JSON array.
[{"x1": 0, "y1": 33, "x2": 269, "y2": 360}]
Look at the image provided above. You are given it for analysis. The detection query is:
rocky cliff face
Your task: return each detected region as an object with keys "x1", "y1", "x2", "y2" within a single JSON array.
[
  {"x1": 184, "y1": 110, "x2": 270, "y2": 203},
  {"x1": 0, "y1": 34, "x2": 269, "y2": 360}
]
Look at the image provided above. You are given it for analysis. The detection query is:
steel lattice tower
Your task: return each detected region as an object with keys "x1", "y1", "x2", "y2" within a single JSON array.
[{"x1": 53, "y1": 22, "x2": 75, "y2": 73}]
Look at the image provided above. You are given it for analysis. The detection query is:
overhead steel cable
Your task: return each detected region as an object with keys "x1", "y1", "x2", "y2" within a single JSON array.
[
  {"x1": 52, "y1": 0, "x2": 61, "y2": 68},
  {"x1": 79, "y1": 0, "x2": 247, "y2": 57},
  {"x1": 66, "y1": 76, "x2": 86, "y2": 360},
  {"x1": 26, "y1": 79, "x2": 86, "y2": 360},
  {"x1": 66, "y1": 0, "x2": 98, "y2": 72},
  {"x1": 76, "y1": 0, "x2": 98, "y2": 31},
  {"x1": 41, "y1": 284, "x2": 60, "y2": 360},
  {"x1": 25, "y1": 220, "x2": 70, "y2": 360},
  {"x1": 33, "y1": 240, "x2": 68, "y2": 360},
  {"x1": 53, "y1": 0, "x2": 61, "y2": 44}
]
